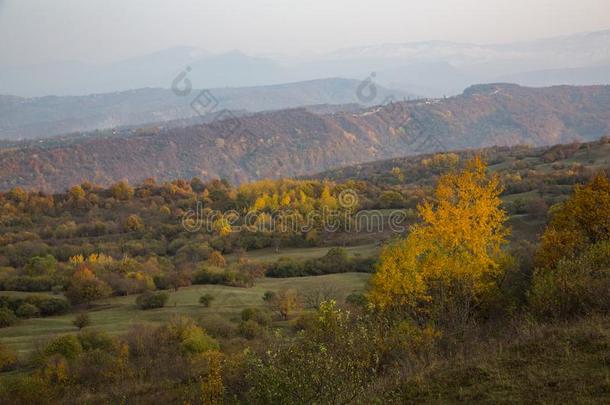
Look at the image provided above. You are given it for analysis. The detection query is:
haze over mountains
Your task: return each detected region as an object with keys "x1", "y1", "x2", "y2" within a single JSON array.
[
  {"x1": 2, "y1": 83, "x2": 610, "y2": 192},
  {"x1": 1, "y1": 29, "x2": 609, "y2": 99},
  {"x1": 0, "y1": 79, "x2": 409, "y2": 140}
]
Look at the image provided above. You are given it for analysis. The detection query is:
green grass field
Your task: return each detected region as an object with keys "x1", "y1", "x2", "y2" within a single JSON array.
[
  {"x1": 0, "y1": 273, "x2": 370, "y2": 355},
  {"x1": 232, "y1": 243, "x2": 380, "y2": 263}
]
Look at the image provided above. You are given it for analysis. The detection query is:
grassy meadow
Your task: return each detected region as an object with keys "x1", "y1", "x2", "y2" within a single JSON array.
[{"x1": 0, "y1": 272, "x2": 370, "y2": 355}]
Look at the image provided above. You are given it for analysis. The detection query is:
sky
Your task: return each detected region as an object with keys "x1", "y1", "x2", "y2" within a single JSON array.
[{"x1": 1, "y1": 0, "x2": 610, "y2": 65}]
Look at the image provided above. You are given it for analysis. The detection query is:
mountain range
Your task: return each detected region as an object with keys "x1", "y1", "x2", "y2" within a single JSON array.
[
  {"x1": 0, "y1": 78, "x2": 410, "y2": 140},
  {"x1": 1, "y1": 83, "x2": 610, "y2": 192},
  {"x1": 1, "y1": 29, "x2": 610, "y2": 99}
]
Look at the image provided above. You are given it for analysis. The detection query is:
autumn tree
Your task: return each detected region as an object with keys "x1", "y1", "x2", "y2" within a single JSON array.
[
  {"x1": 207, "y1": 251, "x2": 226, "y2": 268},
  {"x1": 267, "y1": 288, "x2": 301, "y2": 320},
  {"x1": 65, "y1": 266, "x2": 112, "y2": 306},
  {"x1": 370, "y1": 156, "x2": 510, "y2": 329},
  {"x1": 531, "y1": 172, "x2": 610, "y2": 318},
  {"x1": 535, "y1": 172, "x2": 610, "y2": 269},
  {"x1": 110, "y1": 181, "x2": 134, "y2": 201},
  {"x1": 124, "y1": 214, "x2": 144, "y2": 232},
  {"x1": 68, "y1": 185, "x2": 86, "y2": 201}
]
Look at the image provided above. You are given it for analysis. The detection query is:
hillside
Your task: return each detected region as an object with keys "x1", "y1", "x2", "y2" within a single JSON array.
[
  {"x1": 2, "y1": 84, "x2": 610, "y2": 192},
  {"x1": 0, "y1": 78, "x2": 408, "y2": 140},
  {"x1": 0, "y1": 138, "x2": 609, "y2": 404},
  {"x1": 313, "y1": 136, "x2": 610, "y2": 186}
]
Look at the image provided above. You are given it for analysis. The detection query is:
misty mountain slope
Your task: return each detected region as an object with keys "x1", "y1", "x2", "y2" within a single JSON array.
[
  {"x1": 2, "y1": 30, "x2": 610, "y2": 99},
  {"x1": 0, "y1": 48, "x2": 285, "y2": 97},
  {"x1": 496, "y1": 64, "x2": 610, "y2": 87},
  {"x1": 1, "y1": 84, "x2": 610, "y2": 192},
  {"x1": 0, "y1": 78, "x2": 410, "y2": 140}
]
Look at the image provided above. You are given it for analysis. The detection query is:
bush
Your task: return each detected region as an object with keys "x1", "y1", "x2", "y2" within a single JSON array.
[
  {"x1": 207, "y1": 251, "x2": 226, "y2": 267},
  {"x1": 291, "y1": 311, "x2": 318, "y2": 332},
  {"x1": 199, "y1": 293, "x2": 214, "y2": 307},
  {"x1": 241, "y1": 307, "x2": 272, "y2": 327},
  {"x1": 0, "y1": 375, "x2": 56, "y2": 404},
  {"x1": 136, "y1": 291, "x2": 169, "y2": 310},
  {"x1": 345, "y1": 292, "x2": 367, "y2": 307},
  {"x1": 238, "y1": 319, "x2": 263, "y2": 339},
  {"x1": 1, "y1": 276, "x2": 54, "y2": 292},
  {"x1": 0, "y1": 343, "x2": 17, "y2": 371},
  {"x1": 44, "y1": 334, "x2": 83, "y2": 360},
  {"x1": 265, "y1": 249, "x2": 375, "y2": 278},
  {"x1": 73, "y1": 312, "x2": 91, "y2": 329},
  {"x1": 158, "y1": 316, "x2": 219, "y2": 355},
  {"x1": 33, "y1": 297, "x2": 70, "y2": 316},
  {"x1": 530, "y1": 240, "x2": 610, "y2": 318},
  {"x1": 0, "y1": 308, "x2": 17, "y2": 328},
  {"x1": 65, "y1": 268, "x2": 112, "y2": 306},
  {"x1": 201, "y1": 315, "x2": 236, "y2": 338},
  {"x1": 262, "y1": 291, "x2": 276, "y2": 302},
  {"x1": 15, "y1": 303, "x2": 40, "y2": 318},
  {"x1": 193, "y1": 267, "x2": 254, "y2": 287}
]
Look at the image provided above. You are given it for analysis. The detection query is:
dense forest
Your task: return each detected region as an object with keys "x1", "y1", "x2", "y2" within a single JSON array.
[{"x1": 0, "y1": 138, "x2": 609, "y2": 403}]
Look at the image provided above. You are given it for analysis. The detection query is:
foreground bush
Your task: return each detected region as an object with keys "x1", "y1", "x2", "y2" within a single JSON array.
[
  {"x1": 246, "y1": 301, "x2": 380, "y2": 403},
  {"x1": 530, "y1": 240, "x2": 610, "y2": 318},
  {"x1": 531, "y1": 173, "x2": 610, "y2": 319}
]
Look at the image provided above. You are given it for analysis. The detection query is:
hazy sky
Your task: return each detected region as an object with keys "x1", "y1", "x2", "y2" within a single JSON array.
[{"x1": 1, "y1": 0, "x2": 610, "y2": 65}]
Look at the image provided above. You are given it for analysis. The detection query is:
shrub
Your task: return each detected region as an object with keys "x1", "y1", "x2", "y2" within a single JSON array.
[
  {"x1": 15, "y1": 303, "x2": 40, "y2": 318},
  {"x1": 238, "y1": 319, "x2": 263, "y2": 339},
  {"x1": 199, "y1": 293, "x2": 214, "y2": 307},
  {"x1": 267, "y1": 288, "x2": 301, "y2": 320},
  {"x1": 78, "y1": 330, "x2": 117, "y2": 352},
  {"x1": 65, "y1": 267, "x2": 112, "y2": 306},
  {"x1": 246, "y1": 301, "x2": 380, "y2": 404},
  {"x1": 291, "y1": 311, "x2": 317, "y2": 332},
  {"x1": 44, "y1": 334, "x2": 83, "y2": 360},
  {"x1": 241, "y1": 307, "x2": 272, "y2": 327},
  {"x1": 0, "y1": 375, "x2": 56, "y2": 404},
  {"x1": 207, "y1": 251, "x2": 226, "y2": 267},
  {"x1": 136, "y1": 291, "x2": 169, "y2": 310},
  {"x1": 0, "y1": 308, "x2": 17, "y2": 328},
  {"x1": 73, "y1": 312, "x2": 91, "y2": 329},
  {"x1": 530, "y1": 240, "x2": 610, "y2": 318},
  {"x1": 262, "y1": 291, "x2": 276, "y2": 302},
  {"x1": 265, "y1": 249, "x2": 375, "y2": 278},
  {"x1": 201, "y1": 315, "x2": 236, "y2": 339},
  {"x1": 2, "y1": 276, "x2": 54, "y2": 292},
  {"x1": 0, "y1": 343, "x2": 17, "y2": 371},
  {"x1": 193, "y1": 267, "x2": 253, "y2": 287},
  {"x1": 345, "y1": 292, "x2": 367, "y2": 307},
  {"x1": 158, "y1": 316, "x2": 219, "y2": 355},
  {"x1": 33, "y1": 297, "x2": 70, "y2": 316}
]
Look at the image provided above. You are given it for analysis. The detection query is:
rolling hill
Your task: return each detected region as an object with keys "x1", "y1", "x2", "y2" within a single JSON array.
[
  {"x1": 1, "y1": 83, "x2": 610, "y2": 192},
  {"x1": 0, "y1": 78, "x2": 410, "y2": 140}
]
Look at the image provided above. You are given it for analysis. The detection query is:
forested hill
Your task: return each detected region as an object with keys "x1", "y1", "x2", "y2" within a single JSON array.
[
  {"x1": 0, "y1": 78, "x2": 408, "y2": 140},
  {"x1": 2, "y1": 83, "x2": 610, "y2": 192}
]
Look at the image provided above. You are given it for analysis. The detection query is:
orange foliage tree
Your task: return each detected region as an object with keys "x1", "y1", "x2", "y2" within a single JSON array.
[{"x1": 369, "y1": 156, "x2": 510, "y2": 327}]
